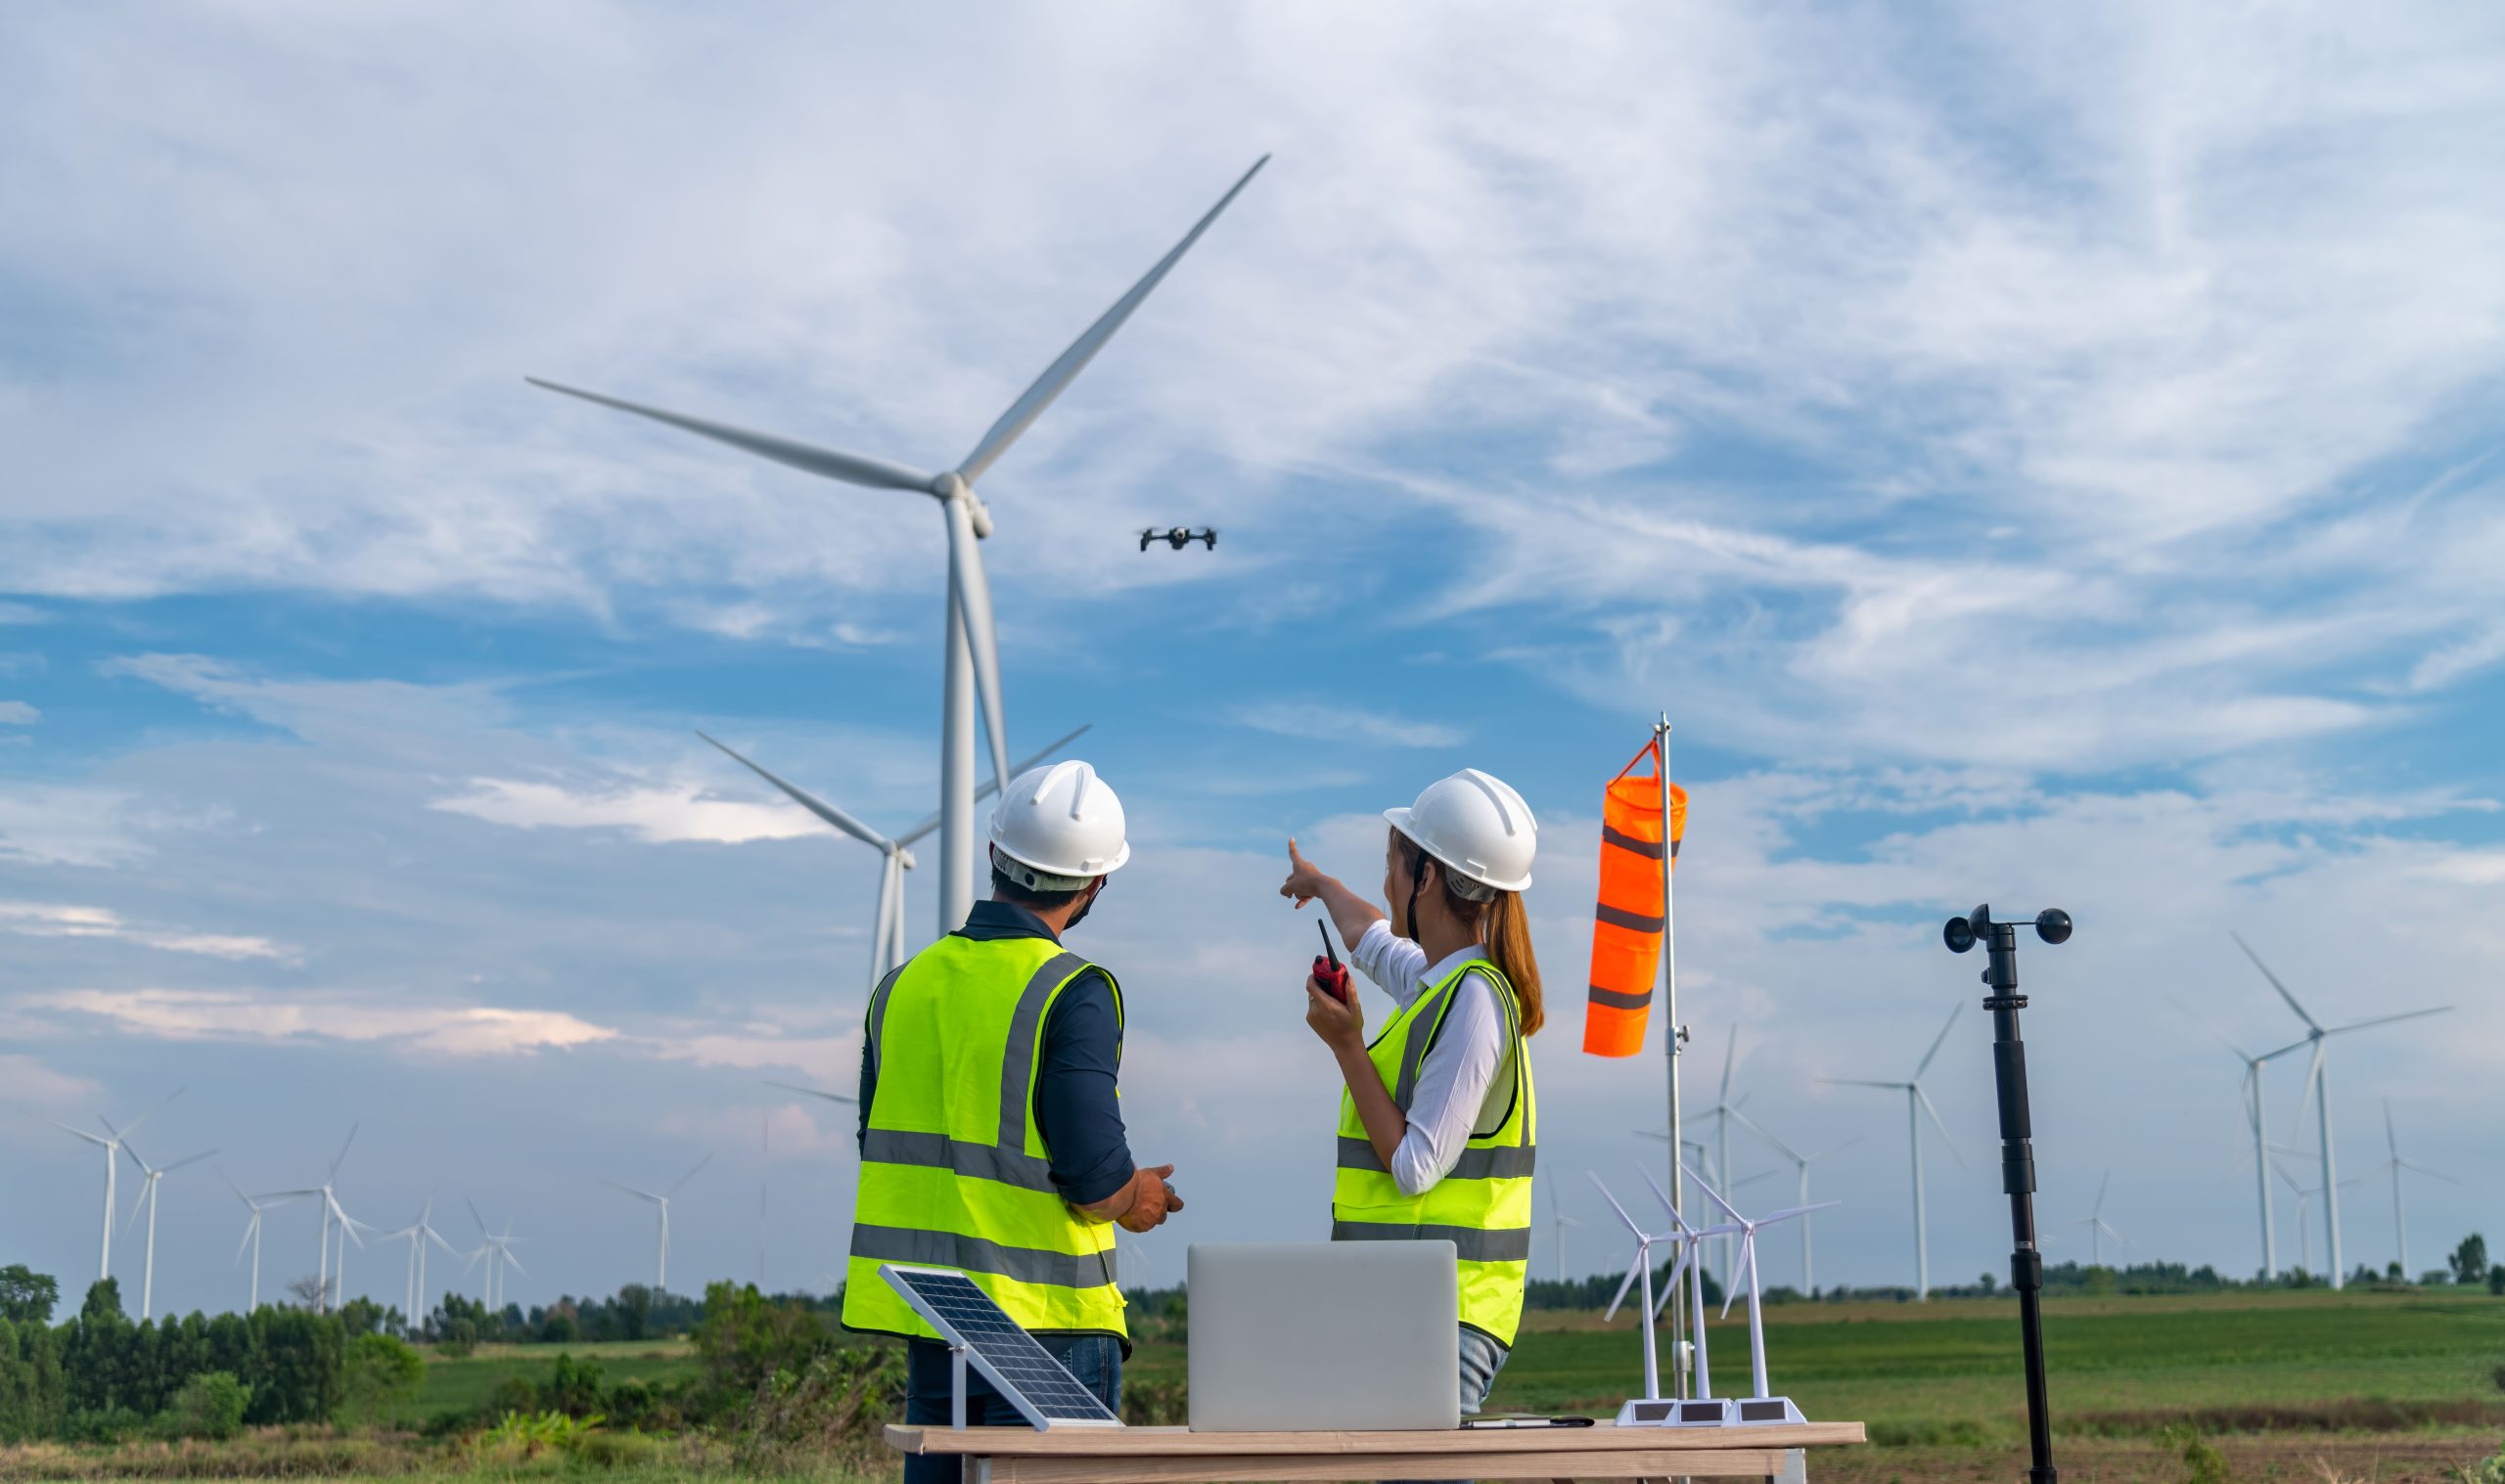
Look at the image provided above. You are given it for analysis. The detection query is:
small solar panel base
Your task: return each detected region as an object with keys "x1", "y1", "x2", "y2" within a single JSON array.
[
  {"x1": 1616, "y1": 1395, "x2": 1807, "y2": 1427},
  {"x1": 881, "y1": 1264, "x2": 1124, "y2": 1431}
]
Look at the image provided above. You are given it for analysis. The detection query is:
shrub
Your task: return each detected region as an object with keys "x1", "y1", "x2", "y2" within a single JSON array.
[
  {"x1": 731, "y1": 1344, "x2": 906, "y2": 1474},
  {"x1": 2167, "y1": 1425, "x2": 2229, "y2": 1484},
  {"x1": 163, "y1": 1371, "x2": 252, "y2": 1441},
  {"x1": 435, "y1": 1318, "x2": 478, "y2": 1359},
  {"x1": 341, "y1": 1332, "x2": 425, "y2": 1429}
]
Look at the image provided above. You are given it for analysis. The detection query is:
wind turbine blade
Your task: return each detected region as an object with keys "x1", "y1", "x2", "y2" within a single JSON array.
[
  {"x1": 467, "y1": 1197, "x2": 490, "y2": 1236},
  {"x1": 1727, "y1": 1105, "x2": 1804, "y2": 1164},
  {"x1": 697, "y1": 733, "x2": 894, "y2": 850},
  {"x1": 1914, "y1": 1002, "x2": 1962, "y2": 1079},
  {"x1": 162, "y1": 1149, "x2": 217, "y2": 1175},
  {"x1": 2094, "y1": 1170, "x2": 2110, "y2": 1214},
  {"x1": 1917, "y1": 1087, "x2": 1966, "y2": 1168},
  {"x1": 1586, "y1": 1171, "x2": 1643, "y2": 1238},
  {"x1": 2293, "y1": 1041, "x2": 2326, "y2": 1136},
  {"x1": 1631, "y1": 1129, "x2": 1670, "y2": 1143},
  {"x1": 124, "y1": 1190, "x2": 150, "y2": 1237},
  {"x1": 765, "y1": 1079, "x2": 858, "y2": 1105},
  {"x1": 217, "y1": 1166, "x2": 249, "y2": 1204},
  {"x1": 1805, "y1": 1136, "x2": 1865, "y2": 1163},
  {"x1": 331, "y1": 1123, "x2": 359, "y2": 1178},
  {"x1": 1756, "y1": 1202, "x2": 1842, "y2": 1225},
  {"x1": 1821, "y1": 1079, "x2": 1912, "y2": 1091},
  {"x1": 2325, "y1": 1006, "x2": 2452, "y2": 1037},
  {"x1": 945, "y1": 506, "x2": 1013, "y2": 792},
  {"x1": 1604, "y1": 1251, "x2": 1643, "y2": 1322},
  {"x1": 2231, "y1": 932, "x2": 2322, "y2": 1031},
  {"x1": 2396, "y1": 1159, "x2": 2458, "y2": 1184},
  {"x1": 527, "y1": 379, "x2": 936, "y2": 492},
  {"x1": 502, "y1": 1249, "x2": 529, "y2": 1278},
  {"x1": 669, "y1": 1153, "x2": 711, "y2": 1195},
  {"x1": 897, "y1": 724, "x2": 1093, "y2": 846},
  {"x1": 119, "y1": 1138, "x2": 156, "y2": 1175},
  {"x1": 236, "y1": 1218, "x2": 257, "y2": 1265},
  {"x1": 599, "y1": 1176, "x2": 663, "y2": 1202},
  {"x1": 953, "y1": 156, "x2": 1268, "y2": 485},
  {"x1": 45, "y1": 1118, "x2": 114, "y2": 1147},
  {"x1": 120, "y1": 1086, "x2": 184, "y2": 1141},
  {"x1": 1722, "y1": 1237, "x2": 1754, "y2": 1320},
  {"x1": 1719, "y1": 1024, "x2": 1738, "y2": 1103},
  {"x1": 1683, "y1": 1162, "x2": 1746, "y2": 1224},
  {"x1": 2383, "y1": 1099, "x2": 2397, "y2": 1160},
  {"x1": 2166, "y1": 996, "x2": 2259, "y2": 1062}
]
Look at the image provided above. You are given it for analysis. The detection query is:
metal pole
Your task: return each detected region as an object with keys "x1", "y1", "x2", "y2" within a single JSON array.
[
  {"x1": 1910, "y1": 1092, "x2": 1928, "y2": 1300},
  {"x1": 1657, "y1": 713, "x2": 1689, "y2": 1396},
  {"x1": 2254, "y1": 1084, "x2": 2277, "y2": 1279},
  {"x1": 1974, "y1": 912, "x2": 2057, "y2": 1484}
]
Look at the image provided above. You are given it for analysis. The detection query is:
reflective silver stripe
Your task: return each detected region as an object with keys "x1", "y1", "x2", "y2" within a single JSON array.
[
  {"x1": 1596, "y1": 902, "x2": 1665, "y2": 933},
  {"x1": 866, "y1": 962, "x2": 909, "y2": 1077},
  {"x1": 996, "y1": 951, "x2": 1090, "y2": 1150},
  {"x1": 1330, "y1": 1221, "x2": 1532, "y2": 1263},
  {"x1": 861, "y1": 1129, "x2": 1057, "y2": 1192},
  {"x1": 1335, "y1": 1137, "x2": 1536, "y2": 1181},
  {"x1": 849, "y1": 1224, "x2": 1116, "y2": 1288},
  {"x1": 1601, "y1": 824, "x2": 1664, "y2": 860},
  {"x1": 1587, "y1": 985, "x2": 1652, "y2": 1011}
]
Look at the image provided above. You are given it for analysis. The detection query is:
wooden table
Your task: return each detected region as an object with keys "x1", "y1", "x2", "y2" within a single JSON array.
[{"x1": 887, "y1": 1419, "x2": 1866, "y2": 1483}]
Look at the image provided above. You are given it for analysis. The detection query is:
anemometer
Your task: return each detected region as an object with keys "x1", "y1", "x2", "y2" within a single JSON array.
[{"x1": 1943, "y1": 903, "x2": 2072, "y2": 1484}]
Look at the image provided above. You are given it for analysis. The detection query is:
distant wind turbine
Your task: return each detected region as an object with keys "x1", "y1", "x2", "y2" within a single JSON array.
[
  {"x1": 1545, "y1": 1182, "x2": 1583, "y2": 1283},
  {"x1": 702, "y1": 723, "x2": 1090, "y2": 987},
  {"x1": 2235, "y1": 931, "x2": 2449, "y2": 1289},
  {"x1": 532, "y1": 157, "x2": 1266, "y2": 938},
  {"x1": 109, "y1": 1123, "x2": 216, "y2": 1320},
  {"x1": 382, "y1": 1196, "x2": 461, "y2": 1328},
  {"x1": 463, "y1": 1200, "x2": 526, "y2": 1311},
  {"x1": 43, "y1": 1087, "x2": 181, "y2": 1283},
  {"x1": 1823, "y1": 1001, "x2": 1965, "y2": 1299},
  {"x1": 1727, "y1": 1107, "x2": 1859, "y2": 1294},
  {"x1": 263, "y1": 1125, "x2": 368, "y2": 1313},
  {"x1": 2072, "y1": 1171, "x2": 2127, "y2": 1268},
  {"x1": 2171, "y1": 998, "x2": 2285, "y2": 1280},
  {"x1": 601, "y1": 1155, "x2": 710, "y2": 1295},
  {"x1": 217, "y1": 1169, "x2": 297, "y2": 1312},
  {"x1": 2349, "y1": 1100, "x2": 2454, "y2": 1278}
]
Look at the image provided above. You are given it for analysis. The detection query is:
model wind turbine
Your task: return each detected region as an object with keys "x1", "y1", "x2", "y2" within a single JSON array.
[
  {"x1": 602, "y1": 1154, "x2": 709, "y2": 1295},
  {"x1": 265, "y1": 1125, "x2": 368, "y2": 1313},
  {"x1": 701, "y1": 723, "x2": 1090, "y2": 987},
  {"x1": 43, "y1": 1087, "x2": 180, "y2": 1283},
  {"x1": 1691, "y1": 1163, "x2": 1838, "y2": 1426},
  {"x1": 383, "y1": 1196, "x2": 461, "y2": 1328},
  {"x1": 2072, "y1": 1171, "x2": 2127, "y2": 1268},
  {"x1": 1823, "y1": 1001, "x2": 1964, "y2": 1299},
  {"x1": 217, "y1": 1169, "x2": 296, "y2": 1312},
  {"x1": 1545, "y1": 1183, "x2": 1583, "y2": 1283},
  {"x1": 1588, "y1": 1170, "x2": 1676, "y2": 1419},
  {"x1": 1727, "y1": 1109, "x2": 1858, "y2": 1294},
  {"x1": 2234, "y1": 932, "x2": 2450, "y2": 1290},
  {"x1": 108, "y1": 1123, "x2": 216, "y2": 1320},
  {"x1": 2350, "y1": 1100, "x2": 2454, "y2": 1278},
  {"x1": 531, "y1": 157, "x2": 1265, "y2": 937}
]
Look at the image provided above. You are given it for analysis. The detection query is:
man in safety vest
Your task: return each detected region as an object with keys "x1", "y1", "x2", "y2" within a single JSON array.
[{"x1": 843, "y1": 760, "x2": 1178, "y2": 1476}]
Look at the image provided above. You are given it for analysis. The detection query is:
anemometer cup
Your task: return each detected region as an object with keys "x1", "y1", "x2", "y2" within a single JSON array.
[
  {"x1": 1942, "y1": 904, "x2": 2072, "y2": 953},
  {"x1": 1942, "y1": 916, "x2": 1979, "y2": 954},
  {"x1": 2033, "y1": 908, "x2": 2072, "y2": 945}
]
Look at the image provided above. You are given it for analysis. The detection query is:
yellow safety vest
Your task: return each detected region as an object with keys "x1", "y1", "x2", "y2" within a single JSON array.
[
  {"x1": 1332, "y1": 955, "x2": 1537, "y2": 1346},
  {"x1": 842, "y1": 933, "x2": 1127, "y2": 1341}
]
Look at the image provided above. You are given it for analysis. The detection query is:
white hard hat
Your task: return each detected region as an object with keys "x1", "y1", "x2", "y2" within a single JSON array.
[
  {"x1": 989, "y1": 759, "x2": 1131, "y2": 889},
  {"x1": 1384, "y1": 768, "x2": 1537, "y2": 894}
]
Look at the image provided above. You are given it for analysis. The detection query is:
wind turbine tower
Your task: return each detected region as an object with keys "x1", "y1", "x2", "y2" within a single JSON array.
[
  {"x1": 217, "y1": 1170, "x2": 296, "y2": 1313},
  {"x1": 532, "y1": 157, "x2": 1266, "y2": 936},
  {"x1": 602, "y1": 1155, "x2": 710, "y2": 1295},
  {"x1": 1824, "y1": 1002, "x2": 1964, "y2": 1299},
  {"x1": 1545, "y1": 1183, "x2": 1582, "y2": 1283},
  {"x1": 2234, "y1": 933, "x2": 2449, "y2": 1289},
  {"x1": 267, "y1": 1126, "x2": 367, "y2": 1313},
  {"x1": 2072, "y1": 1171, "x2": 2126, "y2": 1268},
  {"x1": 2355, "y1": 1100, "x2": 2454, "y2": 1277}
]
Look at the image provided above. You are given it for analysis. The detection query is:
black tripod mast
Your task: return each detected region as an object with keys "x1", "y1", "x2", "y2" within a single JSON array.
[{"x1": 1945, "y1": 903, "x2": 2071, "y2": 1484}]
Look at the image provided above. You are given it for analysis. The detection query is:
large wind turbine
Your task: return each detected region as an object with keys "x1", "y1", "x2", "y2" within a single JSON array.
[
  {"x1": 2173, "y1": 999, "x2": 2286, "y2": 1280},
  {"x1": 2349, "y1": 1100, "x2": 2454, "y2": 1278},
  {"x1": 1727, "y1": 1107, "x2": 1858, "y2": 1295},
  {"x1": 383, "y1": 1196, "x2": 461, "y2": 1329},
  {"x1": 109, "y1": 1124, "x2": 216, "y2": 1320},
  {"x1": 701, "y1": 722, "x2": 1091, "y2": 988},
  {"x1": 217, "y1": 1170, "x2": 296, "y2": 1313},
  {"x1": 43, "y1": 1088, "x2": 180, "y2": 1284},
  {"x1": 2072, "y1": 1171, "x2": 2126, "y2": 1268},
  {"x1": 2233, "y1": 932, "x2": 2450, "y2": 1290},
  {"x1": 1544, "y1": 1183, "x2": 1583, "y2": 1283},
  {"x1": 264, "y1": 1125, "x2": 366, "y2": 1313},
  {"x1": 1823, "y1": 1002, "x2": 1965, "y2": 1300},
  {"x1": 601, "y1": 1155, "x2": 710, "y2": 1295},
  {"x1": 532, "y1": 157, "x2": 1266, "y2": 936},
  {"x1": 463, "y1": 1202, "x2": 527, "y2": 1313}
]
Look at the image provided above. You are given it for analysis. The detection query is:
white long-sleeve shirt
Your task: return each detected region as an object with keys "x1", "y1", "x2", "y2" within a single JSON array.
[{"x1": 1348, "y1": 919, "x2": 1520, "y2": 1197}]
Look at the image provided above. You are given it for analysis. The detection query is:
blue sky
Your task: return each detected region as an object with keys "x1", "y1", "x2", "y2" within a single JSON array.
[{"x1": 4, "y1": 1, "x2": 2503, "y2": 1319}]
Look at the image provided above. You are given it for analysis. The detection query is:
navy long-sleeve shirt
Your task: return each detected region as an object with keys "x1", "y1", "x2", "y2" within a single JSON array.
[{"x1": 857, "y1": 899, "x2": 1136, "y2": 1206}]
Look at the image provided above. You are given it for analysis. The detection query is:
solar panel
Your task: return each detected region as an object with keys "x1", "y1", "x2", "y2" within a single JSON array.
[{"x1": 880, "y1": 1265, "x2": 1123, "y2": 1430}]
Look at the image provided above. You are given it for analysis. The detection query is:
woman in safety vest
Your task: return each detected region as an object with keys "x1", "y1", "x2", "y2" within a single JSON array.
[{"x1": 1280, "y1": 768, "x2": 1542, "y2": 1423}]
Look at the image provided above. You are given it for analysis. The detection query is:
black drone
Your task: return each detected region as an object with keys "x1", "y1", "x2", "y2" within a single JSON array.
[{"x1": 1139, "y1": 526, "x2": 1217, "y2": 552}]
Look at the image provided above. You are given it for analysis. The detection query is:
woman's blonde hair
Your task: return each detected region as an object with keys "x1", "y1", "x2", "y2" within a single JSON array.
[{"x1": 1397, "y1": 831, "x2": 1545, "y2": 1036}]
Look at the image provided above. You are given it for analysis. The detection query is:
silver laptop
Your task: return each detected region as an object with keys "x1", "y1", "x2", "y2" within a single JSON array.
[{"x1": 1187, "y1": 1240, "x2": 1459, "y2": 1432}]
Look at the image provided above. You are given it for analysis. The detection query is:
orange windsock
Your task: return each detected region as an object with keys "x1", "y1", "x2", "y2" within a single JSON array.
[{"x1": 1583, "y1": 738, "x2": 1685, "y2": 1057}]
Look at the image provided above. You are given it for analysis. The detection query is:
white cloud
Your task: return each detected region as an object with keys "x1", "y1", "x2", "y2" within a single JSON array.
[
  {"x1": 0, "y1": 603, "x2": 50, "y2": 625},
  {"x1": 0, "y1": 701, "x2": 36, "y2": 725},
  {"x1": 430, "y1": 776, "x2": 818, "y2": 845},
  {"x1": 27, "y1": 987, "x2": 617, "y2": 1057},
  {"x1": 0, "y1": 900, "x2": 294, "y2": 961},
  {"x1": 0, "y1": 1052, "x2": 100, "y2": 1105},
  {"x1": 0, "y1": 785, "x2": 148, "y2": 868},
  {"x1": 1234, "y1": 701, "x2": 1464, "y2": 749}
]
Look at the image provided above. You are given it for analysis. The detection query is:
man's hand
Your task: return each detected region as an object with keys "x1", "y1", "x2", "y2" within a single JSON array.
[
  {"x1": 1280, "y1": 837, "x2": 1333, "y2": 909},
  {"x1": 1304, "y1": 973, "x2": 1365, "y2": 1050},
  {"x1": 1079, "y1": 1163, "x2": 1184, "y2": 1233}
]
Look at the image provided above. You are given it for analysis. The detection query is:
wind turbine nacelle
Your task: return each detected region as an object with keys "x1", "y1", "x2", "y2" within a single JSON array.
[{"x1": 896, "y1": 846, "x2": 919, "y2": 872}]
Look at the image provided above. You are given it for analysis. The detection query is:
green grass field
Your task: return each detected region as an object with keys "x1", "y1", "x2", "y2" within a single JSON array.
[{"x1": 402, "y1": 1340, "x2": 700, "y2": 1426}]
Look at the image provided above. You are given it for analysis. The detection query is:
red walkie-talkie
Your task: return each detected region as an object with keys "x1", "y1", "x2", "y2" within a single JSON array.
[{"x1": 1312, "y1": 920, "x2": 1351, "y2": 1005}]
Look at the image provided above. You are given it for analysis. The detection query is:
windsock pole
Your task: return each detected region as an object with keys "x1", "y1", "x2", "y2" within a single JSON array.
[{"x1": 1658, "y1": 711, "x2": 1688, "y2": 1395}]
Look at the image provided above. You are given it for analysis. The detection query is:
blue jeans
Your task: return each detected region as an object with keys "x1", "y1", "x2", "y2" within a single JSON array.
[
  {"x1": 1420, "y1": 1327, "x2": 1513, "y2": 1484},
  {"x1": 903, "y1": 1332, "x2": 1123, "y2": 1484}
]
